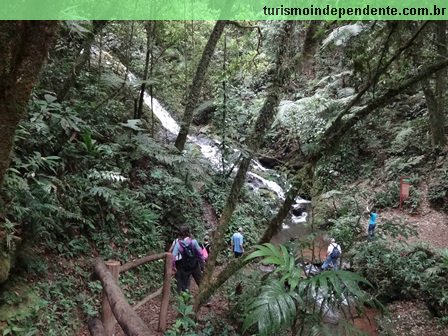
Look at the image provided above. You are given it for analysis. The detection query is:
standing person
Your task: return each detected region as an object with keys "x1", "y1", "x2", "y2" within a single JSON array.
[
  {"x1": 202, "y1": 235, "x2": 211, "y2": 254},
  {"x1": 321, "y1": 238, "x2": 341, "y2": 271},
  {"x1": 171, "y1": 226, "x2": 205, "y2": 293},
  {"x1": 368, "y1": 207, "x2": 378, "y2": 240},
  {"x1": 231, "y1": 227, "x2": 244, "y2": 258}
]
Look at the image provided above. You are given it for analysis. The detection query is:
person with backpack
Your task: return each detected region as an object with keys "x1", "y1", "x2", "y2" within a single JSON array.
[
  {"x1": 321, "y1": 238, "x2": 341, "y2": 271},
  {"x1": 171, "y1": 226, "x2": 205, "y2": 293}
]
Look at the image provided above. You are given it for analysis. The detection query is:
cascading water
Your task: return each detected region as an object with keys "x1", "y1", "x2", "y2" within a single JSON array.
[
  {"x1": 91, "y1": 46, "x2": 309, "y2": 229},
  {"x1": 134, "y1": 85, "x2": 309, "y2": 227}
]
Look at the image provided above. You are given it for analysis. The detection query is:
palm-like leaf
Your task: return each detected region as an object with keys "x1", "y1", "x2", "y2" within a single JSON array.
[
  {"x1": 246, "y1": 243, "x2": 303, "y2": 290},
  {"x1": 243, "y1": 280, "x2": 298, "y2": 336},
  {"x1": 246, "y1": 244, "x2": 379, "y2": 335}
]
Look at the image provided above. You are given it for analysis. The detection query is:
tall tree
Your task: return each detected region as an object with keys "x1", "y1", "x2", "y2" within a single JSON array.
[
  {"x1": 0, "y1": 21, "x2": 58, "y2": 187},
  {"x1": 174, "y1": 20, "x2": 227, "y2": 151},
  {"x1": 197, "y1": 21, "x2": 295, "y2": 308},
  {"x1": 422, "y1": 21, "x2": 447, "y2": 148},
  {"x1": 57, "y1": 21, "x2": 107, "y2": 102},
  {"x1": 433, "y1": 20, "x2": 447, "y2": 147}
]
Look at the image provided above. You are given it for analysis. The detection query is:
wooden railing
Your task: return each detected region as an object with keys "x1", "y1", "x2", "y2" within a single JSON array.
[{"x1": 88, "y1": 252, "x2": 173, "y2": 336}]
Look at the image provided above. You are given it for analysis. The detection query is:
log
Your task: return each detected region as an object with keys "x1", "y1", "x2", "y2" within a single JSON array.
[
  {"x1": 102, "y1": 260, "x2": 120, "y2": 336},
  {"x1": 88, "y1": 318, "x2": 106, "y2": 336},
  {"x1": 94, "y1": 258, "x2": 151, "y2": 336},
  {"x1": 120, "y1": 253, "x2": 166, "y2": 273},
  {"x1": 158, "y1": 253, "x2": 173, "y2": 332}
]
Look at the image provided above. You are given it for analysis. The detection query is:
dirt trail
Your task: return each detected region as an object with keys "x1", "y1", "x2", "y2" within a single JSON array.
[{"x1": 381, "y1": 183, "x2": 448, "y2": 249}]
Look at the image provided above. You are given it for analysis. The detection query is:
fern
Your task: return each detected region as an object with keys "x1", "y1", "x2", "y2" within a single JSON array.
[
  {"x1": 88, "y1": 186, "x2": 121, "y2": 209},
  {"x1": 88, "y1": 169, "x2": 128, "y2": 183}
]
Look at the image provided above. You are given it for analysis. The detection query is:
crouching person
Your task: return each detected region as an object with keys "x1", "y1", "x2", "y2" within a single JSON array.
[
  {"x1": 321, "y1": 238, "x2": 341, "y2": 271},
  {"x1": 172, "y1": 226, "x2": 205, "y2": 293}
]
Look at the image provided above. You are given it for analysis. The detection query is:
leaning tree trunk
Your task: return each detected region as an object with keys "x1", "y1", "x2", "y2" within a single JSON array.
[
  {"x1": 0, "y1": 21, "x2": 58, "y2": 186},
  {"x1": 174, "y1": 20, "x2": 227, "y2": 151},
  {"x1": 0, "y1": 21, "x2": 58, "y2": 284},
  {"x1": 196, "y1": 21, "x2": 295, "y2": 311},
  {"x1": 57, "y1": 20, "x2": 107, "y2": 102}
]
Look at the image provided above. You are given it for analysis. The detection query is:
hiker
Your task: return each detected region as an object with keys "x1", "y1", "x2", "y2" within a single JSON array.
[
  {"x1": 202, "y1": 235, "x2": 211, "y2": 254},
  {"x1": 368, "y1": 207, "x2": 378, "y2": 239},
  {"x1": 198, "y1": 236, "x2": 210, "y2": 271},
  {"x1": 171, "y1": 226, "x2": 205, "y2": 293},
  {"x1": 321, "y1": 238, "x2": 341, "y2": 271},
  {"x1": 201, "y1": 235, "x2": 211, "y2": 260},
  {"x1": 231, "y1": 227, "x2": 244, "y2": 258}
]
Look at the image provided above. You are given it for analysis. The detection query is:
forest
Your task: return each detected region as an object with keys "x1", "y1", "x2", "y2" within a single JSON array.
[{"x1": 0, "y1": 20, "x2": 448, "y2": 336}]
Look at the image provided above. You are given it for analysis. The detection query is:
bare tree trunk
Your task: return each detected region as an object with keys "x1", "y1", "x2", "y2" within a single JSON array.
[
  {"x1": 174, "y1": 20, "x2": 227, "y2": 151},
  {"x1": 136, "y1": 21, "x2": 154, "y2": 119},
  {"x1": 0, "y1": 21, "x2": 58, "y2": 186},
  {"x1": 0, "y1": 20, "x2": 58, "y2": 284},
  {"x1": 434, "y1": 20, "x2": 447, "y2": 147},
  {"x1": 196, "y1": 21, "x2": 295, "y2": 311},
  {"x1": 57, "y1": 21, "x2": 107, "y2": 102}
]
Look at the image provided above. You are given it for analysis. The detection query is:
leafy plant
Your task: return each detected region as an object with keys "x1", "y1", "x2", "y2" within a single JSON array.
[
  {"x1": 166, "y1": 292, "x2": 198, "y2": 336},
  {"x1": 243, "y1": 244, "x2": 379, "y2": 336}
]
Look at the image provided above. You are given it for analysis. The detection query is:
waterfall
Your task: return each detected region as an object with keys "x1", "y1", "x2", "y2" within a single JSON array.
[{"x1": 91, "y1": 47, "x2": 309, "y2": 229}]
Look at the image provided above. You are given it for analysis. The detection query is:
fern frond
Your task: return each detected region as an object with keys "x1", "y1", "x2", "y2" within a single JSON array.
[{"x1": 88, "y1": 169, "x2": 128, "y2": 183}]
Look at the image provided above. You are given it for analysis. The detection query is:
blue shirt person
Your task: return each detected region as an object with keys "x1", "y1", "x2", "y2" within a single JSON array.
[
  {"x1": 368, "y1": 208, "x2": 378, "y2": 240},
  {"x1": 231, "y1": 227, "x2": 244, "y2": 258}
]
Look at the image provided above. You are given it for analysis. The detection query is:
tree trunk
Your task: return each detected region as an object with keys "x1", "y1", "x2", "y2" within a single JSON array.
[
  {"x1": 433, "y1": 20, "x2": 447, "y2": 147},
  {"x1": 174, "y1": 20, "x2": 227, "y2": 151},
  {"x1": 57, "y1": 21, "x2": 107, "y2": 102},
  {"x1": 0, "y1": 21, "x2": 58, "y2": 187},
  {"x1": 196, "y1": 21, "x2": 295, "y2": 311},
  {"x1": 136, "y1": 21, "x2": 154, "y2": 119},
  {"x1": 423, "y1": 81, "x2": 442, "y2": 147}
]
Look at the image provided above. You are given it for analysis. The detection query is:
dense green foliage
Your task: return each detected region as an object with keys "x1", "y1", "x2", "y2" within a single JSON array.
[{"x1": 1, "y1": 20, "x2": 448, "y2": 336}]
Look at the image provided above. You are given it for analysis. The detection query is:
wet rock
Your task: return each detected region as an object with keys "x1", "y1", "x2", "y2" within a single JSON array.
[{"x1": 192, "y1": 101, "x2": 216, "y2": 125}]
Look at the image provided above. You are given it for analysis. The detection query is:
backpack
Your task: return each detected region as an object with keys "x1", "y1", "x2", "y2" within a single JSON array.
[
  {"x1": 201, "y1": 246, "x2": 208, "y2": 261},
  {"x1": 330, "y1": 244, "x2": 341, "y2": 259},
  {"x1": 177, "y1": 239, "x2": 199, "y2": 270}
]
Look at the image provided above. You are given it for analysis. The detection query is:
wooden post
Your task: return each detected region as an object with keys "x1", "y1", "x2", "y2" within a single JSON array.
[
  {"x1": 158, "y1": 253, "x2": 172, "y2": 332},
  {"x1": 102, "y1": 260, "x2": 120, "y2": 336},
  {"x1": 399, "y1": 176, "x2": 411, "y2": 210},
  {"x1": 95, "y1": 259, "x2": 151, "y2": 335},
  {"x1": 88, "y1": 318, "x2": 106, "y2": 336}
]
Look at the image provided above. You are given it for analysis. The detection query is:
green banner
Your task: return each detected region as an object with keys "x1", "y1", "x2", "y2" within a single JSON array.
[{"x1": 1, "y1": 0, "x2": 447, "y2": 19}]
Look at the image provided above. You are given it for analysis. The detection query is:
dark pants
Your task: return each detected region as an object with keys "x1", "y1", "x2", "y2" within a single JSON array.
[
  {"x1": 234, "y1": 251, "x2": 243, "y2": 258},
  {"x1": 368, "y1": 224, "x2": 376, "y2": 239},
  {"x1": 175, "y1": 263, "x2": 202, "y2": 293}
]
